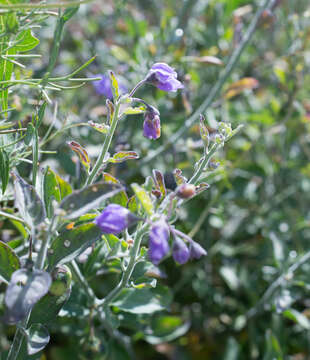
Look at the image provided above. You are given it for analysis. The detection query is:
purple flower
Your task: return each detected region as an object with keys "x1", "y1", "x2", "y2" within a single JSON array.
[
  {"x1": 146, "y1": 63, "x2": 184, "y2": 92},
  {"x1": 94, "y1": 204, "x2": 137, "y2": 235},
  {"x1": 189, "y1": 241, "x2": 207, "y2": 259},
  {"x1": 143, "y1": 106, "x2": 161, "y2": 140},
  {"x1": 149, "y1": 219, "x2": 170, "y2": 265},
  {"x1": 93, "y1": 74, "x2": 127, "y2": 99},
  {"x1": 172, "y1": 237, "x2": 190, "y2": 264}
]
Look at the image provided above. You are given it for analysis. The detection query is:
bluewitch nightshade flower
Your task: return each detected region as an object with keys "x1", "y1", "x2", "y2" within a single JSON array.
[
  {"x1": 189, "y1": 241, "x2": 207, "y2": 259},
  {"x1": 94, "y1": 204, "x2": 137, "y2": 235},
  {"x1": 143, "y1": 105, "x2": 161, "y2": 140},
  {"x1": 149, "y1": 219, "x2": 170, "y2": 265},
  {"x1": 93, "y1": 74, "x2": 127, "y2": 99},
  {"x1": 146, "y1": 63, "x2": 184, "y2": 92},
  {"x1": 172, "y1": 237, "x2": 190, "y2": 264}
]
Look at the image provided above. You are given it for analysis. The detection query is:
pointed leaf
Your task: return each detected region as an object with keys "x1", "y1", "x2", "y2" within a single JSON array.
[
  {"x1": 152, "y1": 169, "x2": 166, "y2": 198},
  {"x1": 60, "y1": 182, "x2": 122, "y2": 219},
  {"x1": 88, "y1": 120, "x2": 109, "y2": 134},
  {"x1": 13, "y1": 173, "x2": 46, "y2": 226},
  {"x1": 0, "y1": 241, "x2": 20, "y2": 282},
  {"x1": 131, "y1": 183, "x2": 154, "y2": 216},
  {"x1": 109, "y1": 71, "x2": 119, "y2": 99},
  {"x1": 109, "y1": 151, "x2": 139, "y2": 164},
  {"x1": 0, "y1": 148, "x2": 9, "y2": 194},
  {"x1": 67, "y1": 141, "x2": 91, "y2": 170},
  {"x1": 48, "y1": 223, "x2": 102, "y2": 269},
  {"x1": 5, "y1": 269, "x2": 51, "y2": 324},
  {"x1": 123, "y1": 106, "x2": 146, "y2": 115}
]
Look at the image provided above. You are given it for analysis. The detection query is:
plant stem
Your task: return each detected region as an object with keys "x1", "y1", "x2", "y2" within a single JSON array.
[
  {"x1": 188, "y1": 143, "x2": 218, "y2": 185},
  {"x1": 86, "y1": 101, "x2": 121, "y2": 186},
  {"x1": 98, "y1": 225, "x2": 148, "y2": 308},
  {"x1": 0, "y1": 0, "x2": 94, "y2": 10},
  {"x1": 139, "y1": 0, "x2": 277, "y2": 168},
  {"x1": 70, "y1": 260, "x2": 97, "y2": 303}
]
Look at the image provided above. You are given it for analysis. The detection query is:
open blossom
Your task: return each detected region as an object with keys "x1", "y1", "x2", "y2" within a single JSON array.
[
  {"x1": 146, "y1": 63, "x2": 184, "y2": 92},
  {"x1": 93, "y1": 74, "x2": 127, "y2": 99},
  {"x1": 149, "y1": 219, "x2": 170, "y2": 265},
  {"x1": 189, "y1": 241, "x2": 207, "y2": 259},
  {"x1": 143, "y1": 106, "x2": 161, "y2": 140},
  {"x1": 94, "y1": 204, "x2": 137, "y2": 235},
  {"x1": 172, "y1": 237, "x2": 190, "y2": 264}
]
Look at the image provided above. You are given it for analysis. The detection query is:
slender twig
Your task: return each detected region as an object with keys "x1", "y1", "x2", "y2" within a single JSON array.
[
  {"x1": 70, "y1": 260, "x2": 97, "y2": 303},
  {"x1": 0, "y1": 0, "x2": 94, "y2": 10},
  {"x1": 0, "y1": 211, "x2": 28, "y2": 227},
  {"x1": 139, "y1": 0, "x2": 277, "y2": 167},
  {"x1": 97, "y1": 225, "x2": 149, "y2": 308},
  {"x1": 86, "y1": 101, "x2": 121, "y2": 185},
  {"x1": 246, "y1": 251, "x2": 310, "y2": 319}
]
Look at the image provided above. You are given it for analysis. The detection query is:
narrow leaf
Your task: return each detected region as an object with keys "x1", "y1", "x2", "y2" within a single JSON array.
[
  {"x1": 109, "y1": 151, "x2": 139, "y2": 164},
  {"x1": 131, "y1": 183, "x2": 154, "y2": 216},
  {"x1": 0, "y1": 241, "x2": 20, "y2": 282}
]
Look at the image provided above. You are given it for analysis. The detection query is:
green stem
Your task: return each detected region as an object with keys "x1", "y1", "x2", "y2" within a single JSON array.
[
  {"x1": 188, "y1": 143, "x2": 218, "y2": 185},
  {"x1": 0, "y1": 0, "x2": 94, "y2": 10},
  {"x1": 139, "y1": 0, "x2": 277, "y2": 168},
  {"x1": 86, "y1": 101, "x2": 121, "y2": 186},
  {"x1": 70, "y1": 260, "x2": 97, "y2": 303},
  {"x1": 99, "y1": 225, "x2": 148, "y2": 308}
]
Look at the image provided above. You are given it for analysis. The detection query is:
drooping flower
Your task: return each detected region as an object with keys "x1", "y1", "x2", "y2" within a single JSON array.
[
  {"x1": 143, "y1": 105, "x2": 161, "y2": 140},
  {"x1": 149, "y1": 219, "x2": 170, "y2": 265},
  {"x1": 94, "y1": 204, "x2": 137, "y2": 235},
  {"x1": 93, "y1": 74, "x2": 127, "y2": 99},
  {"x1": 189, "y1": 241, "x2": 207, "y2": 259},
  {"x1": 146, "y1": 63, "x2": 184, "y2": 92},
  {"x1": 172, "y1": 237, "x2": 190, "y2": 264}
]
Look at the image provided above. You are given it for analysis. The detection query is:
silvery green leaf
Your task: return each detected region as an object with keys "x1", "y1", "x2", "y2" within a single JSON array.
[{"x1": 5, "y1": 269, "x2": 51, "y2": 324}]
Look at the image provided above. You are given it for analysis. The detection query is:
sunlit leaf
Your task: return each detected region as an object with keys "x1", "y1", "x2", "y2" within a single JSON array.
[
  {"x1": 109, "y1": 151, "x2": 139, "y2": 163},
  {"x1": 0, "y1": 241, "x2": 20, "y2": 282},
  {"x1": 131, "y1": 183, "x2": 154, "y2": 216}
]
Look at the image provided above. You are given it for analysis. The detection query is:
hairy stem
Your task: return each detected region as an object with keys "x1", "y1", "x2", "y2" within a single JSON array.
[
  {"x1": 99, "y1": 225, "x2": 148, "y2": 308},
  {"x1": 86, "y1": 101, "x2": 121, "y2": 185}
]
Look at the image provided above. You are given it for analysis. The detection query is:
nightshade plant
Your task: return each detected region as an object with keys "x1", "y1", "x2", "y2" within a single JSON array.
[{"x1": 0, "y1": 2, "x2": 243, "y2": 359}]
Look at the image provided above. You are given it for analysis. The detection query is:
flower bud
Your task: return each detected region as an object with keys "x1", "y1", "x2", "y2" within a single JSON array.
[
  {"x1": 176, "y1": 183, "x2": 196, "y2": 199},
  {"x1": 145, "y1": 63, "x2": 184, "y2": 92},
  {"x1": 143, "y1": 106, "x2": 161, "y2": 140},
  {"x1": 94, "y1": 204, "x2": 138, "y2": 235},
  {"x1": 172, "y1": 237, "x2": 190, "y2": 264},
  {"x1": 189, "y1": 241, "x2": 207, "y2": 259},
  {"x1": 149, "y1": 219, "x2": 170, "y2": 265}
]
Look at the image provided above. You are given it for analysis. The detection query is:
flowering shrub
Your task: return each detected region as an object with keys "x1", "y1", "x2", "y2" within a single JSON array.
[{"x1": 0, "y1": 0, "x2": 309, "y2": 359}]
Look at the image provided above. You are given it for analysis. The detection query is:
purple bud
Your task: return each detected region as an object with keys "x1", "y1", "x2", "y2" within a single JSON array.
[
  {"x1": 93, "y1": 74, "x2": 127, "y2": 99},
  {"x1": 146, "y1": 62, "x2": 184, "y2": 92},
  {"x1": 189, "y1": 241, "x2": 207, "y2": 259},
  {"x1": 143, "y1": 106, "x2": 161, "y2": 140},
  {"x1": 149, "y1": 219, "x2": 170, "y2": 265},
  {"x1": 172, "y1": 237, "x2": 190, "y2": 264},
  {"x1": 94, "y1": 204, "x2": 137, "y2": 234}
]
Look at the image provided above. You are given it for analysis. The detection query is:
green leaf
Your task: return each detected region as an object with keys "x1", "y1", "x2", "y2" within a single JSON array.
[
  {"x1": 144, "y1": 315, "x2": 190, "y2": 345},
  {"x1": 109, "y1": 71, "x2": 119, "y2": 99},
  {"x1": 87, "y1": 120, "x2": 110, "y2": 134},
  {"x1": 109, "y1": 151, "x2": 139, "y2": 164},
  {"x1": 0, "y1": 148, "x2": 9, "y2": 194},
  {"x1": 131, "y1": 183, "x2": 154, "y2": 216},
  {"x1": 60, "y1": 182, "x2": 122, "y2": 219},
  {"x1": 26, "y1": 324, "x2": 50, "y2": 355},
  {"x1": 123, "y1": 106, "x2": 146, "y2": 115},
  {"x1": 47, "y1": 223, "x2": 102, "y2": 269},
  {"x1": 14, "y1": 29, "x2": 39, "y2": 52},
  {"x1": 13, "y1": 172, "x2": 46, "y2": 227},
  {"x1": 62, "y1": 6, "x2": 79, "y2": 22},
  {"x1": 24, "y1": 122, "x2": 35, "y2": 145},
  {"x1": 111, "y1": 286, "x2": 172, "y2": 314},
  {"x1": 30, "y1": 266, "x2": 72, "y2": 325},
  {"x1": 283, "y1": 308, "x2": 310, "y2": 330},
  {"x1": 0, "y1": 241, "x2": 20, "y2": 282},
  {"x1": 101, "y1": 173, "x2": 128, "y2": 207},
  {"x1": 5, "y1": 269, "x2": 51, "y2": 324},
  {"x1": 67, "y1": 140, "x2": 91, "y2": 171}
]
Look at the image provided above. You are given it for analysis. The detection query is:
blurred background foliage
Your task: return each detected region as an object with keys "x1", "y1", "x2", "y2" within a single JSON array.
[{"x1": 1, "y1": 0, "x2": 310, "y2": 359}]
